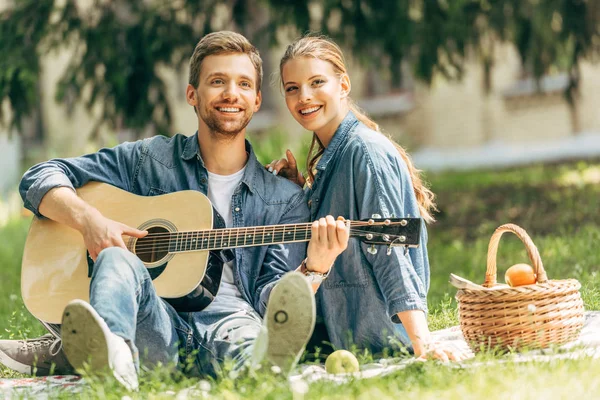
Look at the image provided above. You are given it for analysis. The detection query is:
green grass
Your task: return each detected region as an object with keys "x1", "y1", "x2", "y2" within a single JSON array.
[{"x1": 1, "y1": 160, "x2": 600, "y2": 398}]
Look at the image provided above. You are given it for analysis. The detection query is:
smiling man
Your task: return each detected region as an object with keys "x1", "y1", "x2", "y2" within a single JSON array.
[{"x1": 0, "y1": 31, "x2": 348, "y2": 390}]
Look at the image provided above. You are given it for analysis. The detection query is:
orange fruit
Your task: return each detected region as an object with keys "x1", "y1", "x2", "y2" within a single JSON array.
[{"x1": 505, "y1": 263, "x2": 537, "y2": 287}]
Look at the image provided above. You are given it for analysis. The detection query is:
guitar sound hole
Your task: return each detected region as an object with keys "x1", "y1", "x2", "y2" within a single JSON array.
[{"x1": 134, "y1": 226, "x2": 170, "y2": 263}]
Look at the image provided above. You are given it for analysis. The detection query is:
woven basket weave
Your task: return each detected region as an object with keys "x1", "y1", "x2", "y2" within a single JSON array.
[{"x1": 456, "y1": 223, "x2": 585, "y2": 352}]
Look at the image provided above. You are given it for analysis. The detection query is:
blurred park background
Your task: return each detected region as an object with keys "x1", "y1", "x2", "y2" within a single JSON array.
[
  {"x1": 2, "y1": 1, "x2": 600, "y2": 396},
  {"x1": 1, "y1": 0, "x2": 600, "y2": 312},
  {"x1": 2, "y1": 0, "x2": 600, "y2": 189}
]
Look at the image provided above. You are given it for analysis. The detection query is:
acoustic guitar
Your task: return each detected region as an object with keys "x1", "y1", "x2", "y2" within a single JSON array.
[{"x1": 21, "y1": 182, "x2": 422, "y2": 323}]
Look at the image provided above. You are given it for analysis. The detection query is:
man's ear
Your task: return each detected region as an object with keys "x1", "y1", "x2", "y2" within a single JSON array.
[
  {"x1": 254, "y1": 90, "x2": 262, "y2": 112},
  {"x1": 340, "y1": 74, "x2": 351, "y2": 98},
  {"x1": 186, "y1": 84, "x2": 197, "y2": 107}
]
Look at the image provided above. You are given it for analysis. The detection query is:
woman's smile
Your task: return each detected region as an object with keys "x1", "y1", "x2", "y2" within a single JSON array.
[{"x1": 298, "y1": 105, "x2": 323, "y2": 119}]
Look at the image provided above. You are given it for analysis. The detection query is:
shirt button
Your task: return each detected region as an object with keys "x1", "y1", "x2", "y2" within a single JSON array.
[
  {"x1": 200, "y1": 178, "x2": 207, "y2": 184},
  {"x1": 234, "y1": 207, "x2": 240, "y2": 212}
]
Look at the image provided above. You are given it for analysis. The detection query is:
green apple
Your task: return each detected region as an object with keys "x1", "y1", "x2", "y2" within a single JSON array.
[{"x1": 325, "y1": 350, "x2": 360, "y2": 374}]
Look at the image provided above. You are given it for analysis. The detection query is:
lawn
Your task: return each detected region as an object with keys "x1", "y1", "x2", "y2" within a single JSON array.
[{"x1": 1, "y1": 159, "x2": 599, "y2": 399}]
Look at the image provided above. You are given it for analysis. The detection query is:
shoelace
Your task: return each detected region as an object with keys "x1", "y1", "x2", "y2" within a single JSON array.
[{"x1": 20, "y1": 334, "x2": 63, "y2": 356}]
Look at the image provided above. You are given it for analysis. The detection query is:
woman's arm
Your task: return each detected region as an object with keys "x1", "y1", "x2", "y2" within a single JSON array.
[{"x1": 397, "y1": 310, "x2": 469, "y2": 361}]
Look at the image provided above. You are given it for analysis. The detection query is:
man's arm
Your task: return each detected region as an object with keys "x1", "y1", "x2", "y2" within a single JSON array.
[
  {"x1": 20, "y1": 141, "x2": 143, "y2": 218},
  {"x1": 21, "y1": 141, "x2": 148, "y2": 259},
  {"x1": 39, "y1": 187, "x2": 146, "y2": 261}
]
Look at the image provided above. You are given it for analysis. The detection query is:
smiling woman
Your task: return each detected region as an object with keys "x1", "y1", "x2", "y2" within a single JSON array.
[{"x1": 265, "y1": 34, "x2": 471, "y2": 363}]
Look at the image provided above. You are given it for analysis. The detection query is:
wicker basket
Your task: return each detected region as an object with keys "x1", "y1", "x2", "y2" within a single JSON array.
[{"x1": 456, "y1": 223, "x2": 585, "y2": 352}]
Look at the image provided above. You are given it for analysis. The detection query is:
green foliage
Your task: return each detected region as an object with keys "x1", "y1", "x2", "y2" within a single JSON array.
[
  {"x1": 248, "y1": 126, "x2": 311, "y2": 172},
  {"x1": 267, "y1": 0, "x2": 600, "y2": 97},
  {"x1": 3, "y1": 0, "x2": 600, "y2": 139},
  {"x1": 0, "y1": 0, "x2": 271, "y2": 137},
  {"x1": 0, "y1": 0, "x2": 53, "y2": 131}
]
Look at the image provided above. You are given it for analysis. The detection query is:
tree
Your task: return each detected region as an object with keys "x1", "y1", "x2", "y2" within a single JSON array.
[
  {"x1": 1, "y1": 0, "x2": 599, "y2": 142},
  {"x1": 0, "y1": 0, "x2": 271, "y2": 141},
  {"x1": 0, "y1": 1, "x2": 53, "y2": 143}
]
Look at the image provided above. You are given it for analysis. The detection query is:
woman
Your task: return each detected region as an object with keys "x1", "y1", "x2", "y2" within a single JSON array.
[{"x1": 268, "y1": 35, "x2": 468, "y2": 361}]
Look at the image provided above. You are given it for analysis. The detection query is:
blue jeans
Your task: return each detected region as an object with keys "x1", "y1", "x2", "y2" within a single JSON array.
[{"x1": 88, "y1": 247, "x2": 262, "y2": 377}]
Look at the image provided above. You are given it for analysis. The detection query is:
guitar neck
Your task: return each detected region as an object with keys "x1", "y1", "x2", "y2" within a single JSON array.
[
  {"x1": 132, "y1": 218, "x2": 421, "y2": 257},
  {"x1": 168, "y1": 223, "x2": 315, "y2": 252}
]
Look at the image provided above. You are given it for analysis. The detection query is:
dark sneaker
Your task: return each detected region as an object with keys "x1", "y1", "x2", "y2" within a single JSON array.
[
  {"x1": 61, "y1": 299, "x2": 139, "y2": 391},
  {"x1": 259, "y1": 272, "x2": 316, "y2": 375},
  {"x1": 0, "y1": 334, "x2": 75, "y2": 376}
]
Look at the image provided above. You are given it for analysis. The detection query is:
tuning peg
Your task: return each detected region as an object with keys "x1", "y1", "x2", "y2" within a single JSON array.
[{"x1": 367, "y1": 245, "x2": 378, "y2": 255}]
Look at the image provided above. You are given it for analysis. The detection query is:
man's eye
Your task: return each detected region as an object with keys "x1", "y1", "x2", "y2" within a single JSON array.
[
  {"x1": 212, "y1": 79, "x2": 224, "y2": 85},
  {"x1": 240, "y1": 81, "x2": 251, "y2": 88}
]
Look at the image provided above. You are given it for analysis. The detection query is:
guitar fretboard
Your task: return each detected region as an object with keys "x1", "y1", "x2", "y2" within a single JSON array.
[{"x1": 168, "y1": 223, "x2": 313, "y2": 252}]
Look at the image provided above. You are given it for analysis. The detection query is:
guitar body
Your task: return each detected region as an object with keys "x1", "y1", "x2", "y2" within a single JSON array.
[{"x1": 21, "y1": 182, "x2": 216, "y2": 324}]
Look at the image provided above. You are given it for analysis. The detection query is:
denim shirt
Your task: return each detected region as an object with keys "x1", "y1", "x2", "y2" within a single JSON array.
[
  {"x1": 307, "y1": 111, "x2": 430, "y2": 352},
  {"x1": 19, "y1": 132, "x2": 309, "y2": 317}
]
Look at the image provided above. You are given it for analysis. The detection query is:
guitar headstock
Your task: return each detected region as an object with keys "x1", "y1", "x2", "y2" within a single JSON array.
[{"x1": 352, "y1": 218, "x2": 421, "y2": 248}]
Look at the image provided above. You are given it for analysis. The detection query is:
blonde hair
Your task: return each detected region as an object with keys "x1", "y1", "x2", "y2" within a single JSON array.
[
  {"x1": 189, "y1": 31, "x2": 263, "y2": 91},
  {"x1": 280, "y1": 35, "x2": 437, "y2": 223}
]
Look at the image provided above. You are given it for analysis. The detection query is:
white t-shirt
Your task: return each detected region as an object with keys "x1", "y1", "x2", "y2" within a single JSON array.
[{"x1": 206, "y1": 166, "x2": 246, "y2": 300}]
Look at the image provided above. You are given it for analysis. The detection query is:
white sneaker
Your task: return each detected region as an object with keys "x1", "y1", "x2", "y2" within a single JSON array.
[
  {"x1": 61, "y1": 300, "x2": 139, "y2": 391},
  {"x1": 261, "y1": 272, "x2": 316, "y2": 375}
]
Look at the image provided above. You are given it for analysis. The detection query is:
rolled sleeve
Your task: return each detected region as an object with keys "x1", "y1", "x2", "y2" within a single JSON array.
[
  {"x1": 19, "y1": 141, "x2": 143, "y2": 218},
  {"x1": 23, "y1": 172, "x2": 76, "y2": 218}
]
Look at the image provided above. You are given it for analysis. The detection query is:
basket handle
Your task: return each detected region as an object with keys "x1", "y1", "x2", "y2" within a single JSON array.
[{"x1": 483, "y1": 224, "x2": 548, "y2": 287}]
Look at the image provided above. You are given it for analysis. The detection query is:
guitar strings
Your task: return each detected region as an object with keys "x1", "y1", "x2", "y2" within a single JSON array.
[
  {"x1": 127, "y1": 220, "x2": 414, "y2": 240},
  {"x1": 131, "y1": 225, "x2": 404, "y2": 244},
  {"x1": 130, "y1": 224, "x2": 413, "y2": 252},
  {"x1": 130, "y1": 227, "x2": 411, "y2": 255}
]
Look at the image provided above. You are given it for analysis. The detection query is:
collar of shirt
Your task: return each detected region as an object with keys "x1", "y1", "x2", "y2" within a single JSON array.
[
  {"x1": 181, "y1": 131, "x2": 258, "y2": 194},
  {"x1": 316, "y1": 111, "x2": 359, "y2": 172}
]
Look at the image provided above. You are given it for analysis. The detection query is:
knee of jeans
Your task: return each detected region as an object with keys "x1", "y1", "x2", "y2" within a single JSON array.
[{"x1": 94, "y1": 247, "x2": 150, "y2": 282}]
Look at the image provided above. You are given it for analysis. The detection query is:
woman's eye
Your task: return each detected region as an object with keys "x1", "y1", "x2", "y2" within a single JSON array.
[
  {"x1": 313, "y1": 79, "x2": 325, "y2": 86},
  {"x1": 285, "y1": 86, "x2": 298, "y2": 93}
]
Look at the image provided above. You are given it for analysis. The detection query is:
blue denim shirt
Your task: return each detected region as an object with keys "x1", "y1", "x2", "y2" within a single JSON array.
[
  {"x1": 19, "y1": 132, "x2": 309, "y2": 317},
  {"x1": 307, "y1": 111, "x2": 430, "y2": 352}
]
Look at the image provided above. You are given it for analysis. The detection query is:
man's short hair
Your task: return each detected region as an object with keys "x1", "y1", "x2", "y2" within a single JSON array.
[{"x1": 189, "y1": 31, "x2": 263, "y2": 92}]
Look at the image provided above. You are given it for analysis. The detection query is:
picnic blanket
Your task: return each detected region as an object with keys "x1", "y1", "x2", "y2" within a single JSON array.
[{"x1": 2, "y1": 311, "x2": 599, "y2": 398}]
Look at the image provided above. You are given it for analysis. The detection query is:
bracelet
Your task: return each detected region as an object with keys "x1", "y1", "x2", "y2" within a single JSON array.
[{"x1": 300, "y1": 258, "x2": 331, "y2": 280}]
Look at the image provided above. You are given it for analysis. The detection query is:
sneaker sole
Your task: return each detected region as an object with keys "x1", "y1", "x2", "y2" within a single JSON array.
[
  {"x1": 265, "y1": 272, "x2": 316, "y2": 374},
  {"x1": 61, "y1": 300, "x2": 110, "y2": 374}
]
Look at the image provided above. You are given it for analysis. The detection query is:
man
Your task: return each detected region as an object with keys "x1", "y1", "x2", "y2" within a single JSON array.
[{"x1": 0, "y1": 31, "x2": 348, "y2": 390}]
